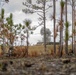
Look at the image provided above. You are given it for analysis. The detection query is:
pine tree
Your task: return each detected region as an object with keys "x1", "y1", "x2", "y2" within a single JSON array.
[
  {"x1": 23, "y1": 19, "x2": 32, "y2": 56},
  {"x1": 22, "y1": 0, "x2": 52, "y2": 52},
  {"x1": 59, "y1": 0, "x2": 65, "y2": 57}
]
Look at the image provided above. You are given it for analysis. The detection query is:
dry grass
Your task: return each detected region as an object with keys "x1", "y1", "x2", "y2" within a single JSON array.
[
  {"x1": 28, "y1": 45, "x2": 53, "y2": 56},
  {"x1": 0, "y1": 44, "x2": 72, "y2": 57},
  {"x1": 28, "y1": 45, "x2": 72, "y2": 57},
  {"x1": 0, "y1": 46, "x2": 9, "y2": 53}
]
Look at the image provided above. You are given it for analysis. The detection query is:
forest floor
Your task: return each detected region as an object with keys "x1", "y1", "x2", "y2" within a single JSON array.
[{"x1": 0, "y1": 55, "x2": 76, "y2": 75}]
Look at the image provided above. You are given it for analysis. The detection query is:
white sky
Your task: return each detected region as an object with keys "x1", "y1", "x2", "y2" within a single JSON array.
[{"x1": 0, "y1": 0, "x2": 73, "y2": 45}]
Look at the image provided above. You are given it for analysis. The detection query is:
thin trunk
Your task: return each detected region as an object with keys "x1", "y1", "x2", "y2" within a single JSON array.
[
  {"x1": 3, "y1": 35, "x2": 5, "y2": 54},
  {"x1": 43, "y1": 0, "x2": 46, "y2": 52},
  {"x1": 26, "y1": 30, "x2": 29, "y2": 56},
  {"x1": 72, "y1": 0, "x2": 74, "y2": 53},
  {"x1": 0, "y1": 19, "x2": 5, "y2": 54},
  {"x1": 2, "y1": 19, "x2": 5, "y2": 55},
  {"x1": 53, "y1": 0, "x2": 56, "y2": 54},
  {"x1": 73, "y1": 4, "x2": 76, "y2": 54},
  {"x1": 65, "y1": 0, "x2": 68, "y2": 55},
  {"x1": 60, "y1": 0, "x2": 63, "y2": 57},
  {"x1": 8, "y1": 28, "x2": 13, "y2": 56}
]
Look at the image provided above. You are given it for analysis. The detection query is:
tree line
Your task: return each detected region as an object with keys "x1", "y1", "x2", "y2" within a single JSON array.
[{"x1": 0, "y1": 0, "x2": 76, "y2": 57}]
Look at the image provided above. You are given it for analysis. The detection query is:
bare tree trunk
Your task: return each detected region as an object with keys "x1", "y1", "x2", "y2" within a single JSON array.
[
  {"x1": 2, "y1": 36, "x2": 5, "y2": 55},
  {"x1": 59, "y1": 0, "x2": 64, "y2": 57},
  {"x1": 9, "y1": 32, "x2": 13, "y2": 57},
  {"x1": 53, "y1": 0, "x2": 56, "y2": 54},
  {"x1": 65, "y1": 0, "x2": 68, "y2": 55},
  {"x1": 72, "y1": 0, "x2": 74, "y2": 53},
  {"x1": 26, "y1": 30, "x2": 29, "y2": 56},
  {"x1": 43, "y1": 0, "x2": 46, "y2": 52},
  {"x1": 2, "y1": 19, "x2": 5, "y2": 55},
  {"x1": 73, "y1": 4, "x2": 76, "y2": 54}
]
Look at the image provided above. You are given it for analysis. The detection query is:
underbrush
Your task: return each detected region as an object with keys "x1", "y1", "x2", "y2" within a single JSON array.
[{"x1": 0, "y1": 45, "x2": 72, "y2": 58}]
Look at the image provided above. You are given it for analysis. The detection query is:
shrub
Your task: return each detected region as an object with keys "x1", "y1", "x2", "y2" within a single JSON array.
[{"x1": 12, "y1": 46, "x2": 27, "y2": 57}]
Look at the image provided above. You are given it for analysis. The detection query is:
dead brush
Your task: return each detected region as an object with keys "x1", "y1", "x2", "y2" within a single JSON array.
[
  {"x1": 0, "y1": 52, "x2": 3, "y2": 57},
  {"x1": 12, "y1": 47, "x2": 27, "y2": 58},
  {"x1": 56, "y1": 49, "x2": 66, "y2": 57},
  {"x1": 29, "y1": 50, "x2": 39, "y2": 57},
  {"x1": 50, "y1": 49, "x2": 54, "y2": 56}
]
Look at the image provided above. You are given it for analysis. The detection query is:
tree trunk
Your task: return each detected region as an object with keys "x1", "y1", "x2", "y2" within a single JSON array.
[
  {"x1": 73, "y1": 4, "x2": 76, "y2": 54},
  {"x1": 59, "y1": 0, "x2": 64, "y2": 57},
  {"x1": 73, "y1": 3, "x2": 76, "y2": 54},
  {"x1": 43, "y1": 0, "x2": 46, "y2": 52},
  {"x1": 53, "y1": 0, "x2": 56, "y2": 55},
  {"x1": 72, "y1": 0, "x2": 74, "y2": 53},
  {"x1": 65, "y1": 0, "x2": 68, "y2": 55},
  {"x1": 2, "y1": 19, "x2": 5, "y2": 55},
  {"x1": 8, "y1": 27, "x2": 13, "y2": 57},
  {"x1": 26, "y1": 30, "x2": 29, "y2": 56}
]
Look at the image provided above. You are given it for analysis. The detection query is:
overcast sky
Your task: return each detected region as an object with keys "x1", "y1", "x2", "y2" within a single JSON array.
[{"x1": 0, "y1": 0, "x2": 72, "y2": 45}]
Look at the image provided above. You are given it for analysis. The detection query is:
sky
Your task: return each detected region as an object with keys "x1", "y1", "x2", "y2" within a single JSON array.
[{"x1": 0, "y1": 0, "x2": 73, "y2": 45}]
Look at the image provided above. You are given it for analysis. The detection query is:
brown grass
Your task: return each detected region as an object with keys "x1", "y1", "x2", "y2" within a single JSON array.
[{"x1": 0, "y1": 44, "x2": 72, "y2": 57}]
